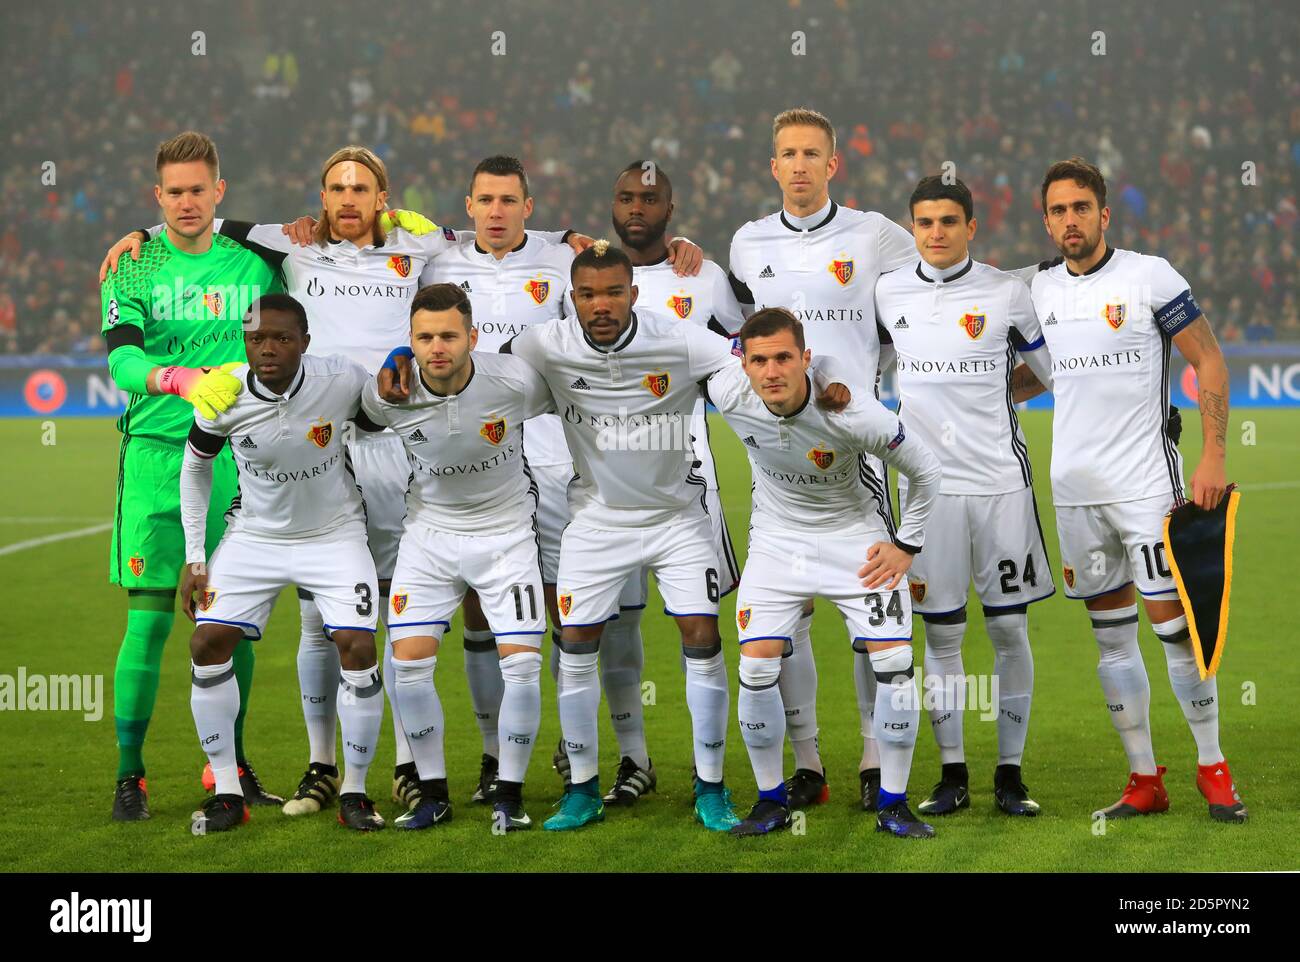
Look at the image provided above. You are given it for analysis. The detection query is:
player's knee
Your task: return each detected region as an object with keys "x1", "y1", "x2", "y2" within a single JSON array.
[
  {"x1": 500, "y1": 650, "x2": 542, "y2": 688},
  {"x1": 559, "y1": 624, "x2": 602, "y2": 654},
  {"x1": 333, "y1": 629, "x2": 377, "y2": 671},
  {"x1": 868, "y1": 644, "x2": 914, "y2": 685},
  {"x1": 739, "y1": 654, "x2": 781, "y2": 690},
  {"x1": 679, "y1": 619, "x2": 721, "y2": 655},
  {"x1": 190, "y1": 624, "x2": 240, "y2": 666}
]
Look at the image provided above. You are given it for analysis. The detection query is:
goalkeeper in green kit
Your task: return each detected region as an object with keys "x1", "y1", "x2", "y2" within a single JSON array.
[{"x1": 102, "y1": 132, "x2": 284, "y2": 820}]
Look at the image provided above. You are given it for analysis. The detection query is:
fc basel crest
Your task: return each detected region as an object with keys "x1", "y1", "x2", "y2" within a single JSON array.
[
  {"x1": 642, "y1": 371, "x2": 670, "y2": 398},
  {"x1": 391, "y1": 593, "x2": 409, "y2": 615},
  {"x1": 202, "y1": 291, "x2": 224, "y2": 317},
  {"x1": 480, "y1": 418, "x2": 507, "y2": 445},
  {"x1": 828, "y1": 258, "x2": 854, "y2": 286},
  {"x1": 668, "y1": 294, "x2": 693, "y2": 319},
  {"x1": 1063, "y1": 565, "x2": 1076, "y2": 589},
  {"x1": 387, "y1": 254, "x2": 412, "y2": 278},
  {"x1": 128, "y1": 555, "x2": 145, "y2": 578},
  {"x1": 558, "y1": 593, "x2": 574, "y2": 617},
  {"x1": 1103, "y1": 303, "x2": 1127, "y2": 330},
  {"x1": 307, "y1": 418, "x2": 333, "y2": 449},
  {"x1": 525, "y1": 278, "x2": 550, "y2": 305},
  {"x1": 737, "y1": 607, "x2": 752, "y2": 630},
  {"x1": 909, "y1": 581, "x2": 927, "y2": 604},
  {"x1": 807, "y1": 447, "x2": 835, "y2": 471},
  {"x1": 199, "y1": 588, "x2": 217, "y2": 612},
  {"x1": 960, "y1": 312, "x2": 986, "y2": 339}
]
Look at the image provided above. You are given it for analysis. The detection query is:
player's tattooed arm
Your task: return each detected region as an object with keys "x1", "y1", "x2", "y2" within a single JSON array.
[
  {"x1": 1173, "y1": 315, "x2": 1230, "y2": 510},
  {"x1": 1010, "y1": 362, "x2": 1048, "y2": 403}
]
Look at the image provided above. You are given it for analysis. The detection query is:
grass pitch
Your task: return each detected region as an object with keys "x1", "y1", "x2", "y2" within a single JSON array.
[{"x1": 0, "y1": 410, "x2": 1296, "y2": 872}]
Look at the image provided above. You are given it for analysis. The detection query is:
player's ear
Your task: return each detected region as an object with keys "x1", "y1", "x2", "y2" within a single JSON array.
[
  {"x1": 465, "y1": 195, "x2": 474, "y2": 219},
  {"x1": 213, "y1": 178, "x2": 227, "y2": 205},
  {"x1": 769, "y1": 156, "x2": 779, "y2": 183},
  {"x1": 1099, "y1": 206, "x2": 1110, "y2": 231},
  {"x1": 826, "y1": 152, "x2": 839, "y2": 181},
  {"x1": 154, "y1": 184, "x2": 163, "y2": 207},
  {"x1": 629, "y1": 282, "x2": 638, "y2": 308},
  {"x1": 375, "y1": 189, "x2": 388, "y2": 212},
  {"x1": 523, "y1": 196, "x2": 534, "y2": 219},
  {"x1": 468, "y1": 326, "x2": 479, "y2": 350},
  {"x1": 302, "y1": 332, "x2": 311, "y2": 351},
  {"x1": 967, "y1": 216, "x2": 977, "y2": 241},
  {"x1": 802, "y1": 348, "x2": 812, "y2": 368}
]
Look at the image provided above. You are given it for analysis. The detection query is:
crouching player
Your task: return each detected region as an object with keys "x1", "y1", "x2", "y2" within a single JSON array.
[
  {"x1": 366, "y1": 284, "x2": 554, "y2": 831},
  {"x1": 180, "y1": 294, "x2": 384, "y2": 833},
  {"x1": 707, "y1": 308, "x2": 944, "y2": 838}
]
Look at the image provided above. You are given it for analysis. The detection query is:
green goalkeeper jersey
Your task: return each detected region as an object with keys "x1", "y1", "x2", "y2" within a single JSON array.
[{"x1": 100, "y1": 229, "x2": 282, "y2": 442}]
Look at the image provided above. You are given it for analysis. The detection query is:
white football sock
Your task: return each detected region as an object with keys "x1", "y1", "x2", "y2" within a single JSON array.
[
  {"x1": 871, "y1": 646, "x2": 919, "y2": 796},
  {"x1": 684, "y1": 649, "x2": 729, "y2": 783},
  {"x1": 393, "y1": 654, "x2": 445, "y2": 780},
  {"x1": 985, "y1": 610, "x2": 1034, "y2": 767},
  {"x1": 779, "y1": 612, "x2": 822, "y2": 773},
  {"x1": 854, "y1": 649, "x2": 880, "y2": 771},
  {"x1": 382, "y1": 627, "x2": 414, "y2": 768},
  {"x1": 922, "y1": 613, "x2": 967, "y2": 765},
  {"x1": 497, "y1": 651, "x2": 542, "y2": 784},
  {"x1": 463, "y1": 628, "x2": 503, "y2": 758},
  {"x1": 739, "y1": 654, "x2": 785, "y2": 792},
  {"x1": 1154, "y1": 615, "x2": 1222, "y2": 765},
  {"x1": 1091, "y1": 605, "x2": 1156, "y2": 774},
  {"x1": 338, "y1": 664, "x2": 383, "y2": 795},
  {"x1": 558, "y1": 650, "x2": 601, "y2": 784},
  {"x1": 600, "y1": 609, "x2": 649, "y2": 768},
  {"x1": 191, "y1": 659, "x2": 241, "y2": 796},
  {"x1": 296, "y1": 595, "x2": 338, "y2": 766}
]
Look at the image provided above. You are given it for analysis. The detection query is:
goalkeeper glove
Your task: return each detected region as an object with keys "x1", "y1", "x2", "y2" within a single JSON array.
[
  {"x1": 380, "y1": 209, "x2": 439, "y2": 236},
  {"x1": 157, "y1": 362, "x2": 244, "y2": 419}
]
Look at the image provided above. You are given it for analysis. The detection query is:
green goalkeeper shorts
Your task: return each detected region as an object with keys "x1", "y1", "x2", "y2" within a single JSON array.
[{"x1": 110, "y1": 434, "x2": 238, "y2": 590}]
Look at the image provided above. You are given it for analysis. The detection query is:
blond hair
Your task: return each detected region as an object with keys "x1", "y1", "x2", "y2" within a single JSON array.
[
  {"x1": 155, "y1": 131, "x2": 220, "y2": 181},
  {"x1": 772, "y1": 108, "x2": 836, "y2": 157},
  {"x1": 315, "y1": 145, "x2": 390, "y2": 245}
]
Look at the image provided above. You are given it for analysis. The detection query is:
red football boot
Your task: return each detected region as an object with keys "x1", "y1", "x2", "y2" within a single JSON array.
[
  {"x1": 1196, "y1": 761, "x2": 1248, "y2": 823},
  {"x1": 1093, "y1": 765, "x2": 1170, "y2": 819}
]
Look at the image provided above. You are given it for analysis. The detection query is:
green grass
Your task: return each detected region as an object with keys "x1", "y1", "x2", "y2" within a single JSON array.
[{"x1": 0, "y1": 411, "x2": 1296, "y2": 872}]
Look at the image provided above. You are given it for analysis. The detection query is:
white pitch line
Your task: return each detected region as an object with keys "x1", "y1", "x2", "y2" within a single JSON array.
[
  {"x1": 0, "y1": 523, "x2": 112, "y2": 557},
  {"x1": 0, "y1": 516, "x2": 108, "y2": 524}
]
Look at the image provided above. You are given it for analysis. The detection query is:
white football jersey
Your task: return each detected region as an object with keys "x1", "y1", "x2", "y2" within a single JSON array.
[
  {"x1": 875, "y1": 256, "x2": 1046, "y2": 495},
  {"x1": 728, "y1": 200, "x2": 916, "y2": 386},
  {"x1": 187, "y1": 353, "x2": 369, "y2": 552},
  {"x1": 359, "y1": 351, "x2": 555, "y2": 535},
  {"x1": 705, "y1": 362, "x2": 942, "y2": 545},
  {"x1": 1031, "y1": 246, "x2": 1201, "y2": 507},
  {"x1": 146, "y1": 219, "x2": 565, "y2": 373},
  {"x1": 632, "y1": 256, "x2": 744, "y2": 491},
  {"x1": 420, "y1": 233, "x2": 575, "y2": 466},
  {"x1": 504, "y1": 310, "x2": 736, "y2": 530}
]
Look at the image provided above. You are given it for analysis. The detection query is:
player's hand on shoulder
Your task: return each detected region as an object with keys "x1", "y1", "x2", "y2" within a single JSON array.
[
  {"x1": 377, "y1": 346, "x2": 414, "y2": 403},
  {"x1": 859, "y1": 541, "x2": 913, "y2": 591},
  {"x1": 281, "y1": 215, "x2": 318, "y2": 247},
  {"x1": 814, "y1": 381, "x2": 852, "y2": 413},
  {"x1": 666, "y1": 236, "x2": 703, "y2": 277},
  {"x1": 179, "y1": 562, "x2": 209, "y2": 624},
  {"x1": 380, "y1": 209, "x2": 437, "y2": 236},
  {"x1": 99, "y1": 231, "x2": 144, "y2": 282}
]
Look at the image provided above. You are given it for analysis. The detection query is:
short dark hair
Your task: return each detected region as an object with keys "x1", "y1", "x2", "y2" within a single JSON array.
[
  {"x1": 570, "y1": 240, "x2": 633, "y2": 283},
  {"x1": 470, "y1": 155, "x2": 529, "y2": 199},
  {"x1": 617, "y1": 160, "x2": 673, "y2": 202},
  {"x1": 248, "y1": 293, "x2": 308, "y2": 334},
  {"x1": 1041, "y1": 157, "x2": 1107, "y2": 211},
  {"x1": 411, "y1": 283, "x2": 473, "y2": 330},
  {"x1": 909, "y1": 175, "x2": 974, "y2": 222},
  {"x1": 738, "y1": 307, "x2": 805, "y2": 353}
]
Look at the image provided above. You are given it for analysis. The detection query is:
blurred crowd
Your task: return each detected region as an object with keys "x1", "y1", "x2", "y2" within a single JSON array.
[{"x1": 3, "y1": 0, "x2": 1297, "y2": 354}]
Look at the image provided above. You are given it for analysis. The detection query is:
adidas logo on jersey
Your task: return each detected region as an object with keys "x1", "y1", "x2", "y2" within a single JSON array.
[
  {"x1": 759, "y1": 265, "x2": 775, "y2": 278},
  {"x1": 238, "y1": 436, "x2": 257, "y2": 450},
  {"x1": 894, "y1": 316, "x2": 909, "y2": 329},
  {"x1": 570, "y1": 377, "x2": 591, "y2": 391},
  {"x1": 1044, "y1": 312, "x2": 1058, "y2": 326},
  {"x1": 316, "y1": 254, "x2": 336, "y2": 265},
  {"x1": 408, "y1": 429, "x2": 429, "y2": 444},
  {"x1": 460, "y1": 281, "x2": 473, "y2": 293},
  {"x1": 742, "y1": 435, "x2": 759, "y2": 449}
]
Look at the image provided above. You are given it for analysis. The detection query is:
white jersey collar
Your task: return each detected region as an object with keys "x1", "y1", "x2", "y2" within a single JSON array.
[
  {"x1": 582, "y1": 311, "x2": 640, "y2": 354},
  {"x1": 780, "y1": 199, "x2": 837, "y2": 232},
  {"x1": 916, "y1": 256, "x2": 974, "y2": 284},
  {"x1": 247, "y1": 363, "x2": 306, "y2": 403}
]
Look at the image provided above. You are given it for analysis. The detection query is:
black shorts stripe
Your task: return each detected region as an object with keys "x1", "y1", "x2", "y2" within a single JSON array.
[
  {"x1": 113, "y1": 434, "x2": 131, "y2": 582},
  {"x1": 858, "y1": 455, "x2": 896, "y2": 537}
]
